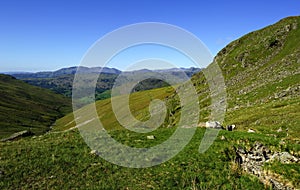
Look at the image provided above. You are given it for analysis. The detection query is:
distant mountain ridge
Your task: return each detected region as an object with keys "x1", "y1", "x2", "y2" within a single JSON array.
[
  {"x1": 10, "y1": 66, "x2": 200, "y2": 79},
  {"x1": 10, "y1": 66, "x2": 122, "y2": 79},
  {"x1": 9, "y1": 66, "x2": 201, "y2": 100}
]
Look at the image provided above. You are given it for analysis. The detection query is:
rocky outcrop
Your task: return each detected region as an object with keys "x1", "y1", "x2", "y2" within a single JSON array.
[
  {"x1": 269, "y1": 152, "x2": 299, "y2": 164},
  {"x1": 235, "y1": 142, "x2": 299, "y2": 190}
]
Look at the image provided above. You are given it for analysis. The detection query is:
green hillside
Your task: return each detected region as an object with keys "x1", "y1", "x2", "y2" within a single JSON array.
[
  {"x1": 0, "y1": 74, "x2": 71, "y2": 138},
  {"x1": 0, "y1": 16, "x2": 300, "y2": 189},
  {"x1": 191, "y1": 16, "x2": 300, "y2": 138}
]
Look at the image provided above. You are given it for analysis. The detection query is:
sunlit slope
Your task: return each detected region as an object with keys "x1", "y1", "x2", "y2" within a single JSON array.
[
  {"x1": 190, "y1": 16, "x2": 300, "y2": 137},
  {"x1": 53, "y1": 86, "x2": 176, "y2": 132}
]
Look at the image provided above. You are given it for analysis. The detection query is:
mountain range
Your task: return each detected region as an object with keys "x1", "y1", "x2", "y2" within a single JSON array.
[
  {"x1": 9, "y1": 67, "x2": 201, "y2": 100},
  {"x1": 9, "y1": 66, "x2": 200, "y2": 79},
  {"x1": 0, "y1": 16, "x2": 299, "y2": 189}
]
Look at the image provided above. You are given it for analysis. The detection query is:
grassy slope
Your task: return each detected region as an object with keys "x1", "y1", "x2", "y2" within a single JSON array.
[
  {"x1": 1, "y1": 16, "x2": 300, "y2": 189},
  {"x1": 53, "y1": 86, "x2": 176, "y2": 132},
  {"x1": 192, "y1": 16, "x2": 300, "y2": 138},
  {"x1": 1, "y1": 128, "x2": 273, "y2": 189},
  {"x1": 0, "y1": 74, "x2": 71, "y2": 138}
]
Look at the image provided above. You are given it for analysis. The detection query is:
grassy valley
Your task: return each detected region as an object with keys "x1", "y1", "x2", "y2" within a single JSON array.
[{"x1": 0, "y1": 16, "x2": 300, "y2": 189}]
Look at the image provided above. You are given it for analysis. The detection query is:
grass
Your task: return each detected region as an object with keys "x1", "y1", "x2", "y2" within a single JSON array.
[
  {"x1": 264, "y1": 162, "x2": 300, "y2": 187},
  {"x1": 0, "y1": 74, "x2": 71, "y2": 139},
  {"x1": 1, "y1": 16, "x2": 300, "y2": 189},
  {"x1": 53, "y1": 86, "x2": 176, "y2": 132},
  {"x1": 224, "y1": 97, "x2": 300, "y2": 140},
  {"x1": 1, "y1": 128, "x2": 270, "y2": 189},
  {"x1": 25, "y1": 85, "x2": 299, "y2": 189}
]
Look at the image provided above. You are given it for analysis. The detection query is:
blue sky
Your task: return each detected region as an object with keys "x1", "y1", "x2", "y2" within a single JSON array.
[{"x1": 0, "y1": 0, "x2": 299, "y2": 72}]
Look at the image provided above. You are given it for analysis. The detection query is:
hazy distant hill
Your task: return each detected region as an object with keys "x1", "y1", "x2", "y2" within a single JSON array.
[
  {"x1": 11, "y1": 66, "x2": 121, "y2": 79},
  {"x1": 10, "y1": 67, "x2": 201, "y2": 100},
  {"x1": 0, "y1": 74, "x2": 71, "y2": 138}
]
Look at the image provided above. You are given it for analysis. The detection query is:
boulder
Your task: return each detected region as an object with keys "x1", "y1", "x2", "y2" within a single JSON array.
[
  {"x1": 247, "y1": 129, "x2": 255, "y2": 133},
  {"x1": 205, "y1": 121, "x2": 223, "y2": 129},
  {"x1": 147, "y1": 135, "x2": 155, "y2": 140}
]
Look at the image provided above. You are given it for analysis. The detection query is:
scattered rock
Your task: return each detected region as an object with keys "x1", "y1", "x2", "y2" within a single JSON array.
[
  {"x1": 279, "y1": 140, "x2": 286, "y2": 145},
  {"x1": 146, "y1": 184, "x2": 155, "y2": 189},
  {"x1": 220, "y1": 135, "x2": 226, "y2": 140},
  {"x1": 235, "y1": 142, "x2": 298, "y2": 189},
  {"x1": 270, "y1": 178, "x2": 291, "y2": 190},
  {"x1": 234, "y1": 105, "x2": 240, "y2": 110},
  {"x1": 274, "y1": 86, "x2": 300, "y2": 99},
  {"x1": 277, "y1": 127, "x2": 283, "y2": 133},
  {"x1": 247, "y1": 129, "x2": 256, "y2": 133},
  {"x1": 48, "y1": 175, "x2": 55, "y2": 179},
  {"x1": 269, "y1": 152, "x2": 299, "y2": 164},
  {"x1": 90, "y1": 150, "x2": 98, "y2": 155},
  {"x1": 147, "y1": 135, "x2": 155, "y2": 140}
]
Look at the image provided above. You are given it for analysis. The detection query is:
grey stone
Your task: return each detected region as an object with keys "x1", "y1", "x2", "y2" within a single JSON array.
[
  {"x1": 147, "y1": 135, "x2": 155, "y2": 140},
  {"x1": 269, "y1": 152, "x2": 299, "y2": 163},
  {"x1": 247, "y1": 129, "x2": 255, "y2": 133},
  {"x1": 205, "y1": 121, "x2": 223, "y2": 129},
  {"x1": 90, "y1": 150, "x2": 98, "y2": 155}
]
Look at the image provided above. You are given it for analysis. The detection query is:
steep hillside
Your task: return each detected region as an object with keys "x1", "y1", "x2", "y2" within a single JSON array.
[
  {"x1": 0, "y1": 74, "x2": 71, "y2": 138},
  {"x1": 191, "y1": 16, "x2": 300, "y2": 137}
]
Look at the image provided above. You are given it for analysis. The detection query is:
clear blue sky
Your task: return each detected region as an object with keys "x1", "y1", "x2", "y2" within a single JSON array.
[{"x1": 0, "y1": 0, "x2": 299, "y2": 72}]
